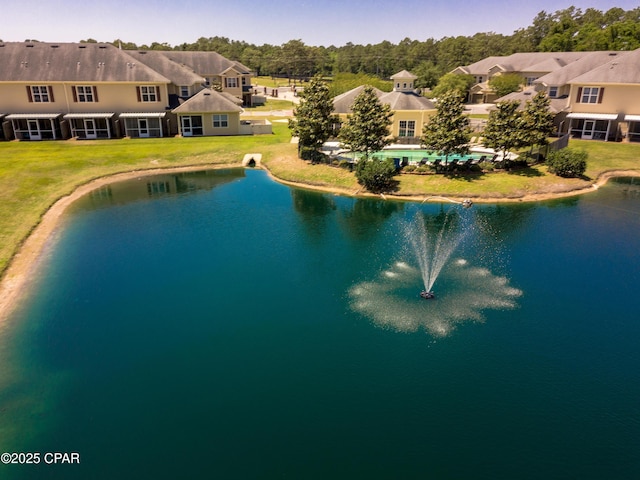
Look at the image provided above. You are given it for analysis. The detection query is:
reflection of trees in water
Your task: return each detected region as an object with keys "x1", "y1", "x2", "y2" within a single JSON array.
[
  {"x1": 338, "y1": 198, "x2": 404, "y2": 239},
  {"x1": 291, "y1": 189, "x2": 336, "y2": 241},
  {"x1": 79, "y1": 169, "x2": 245, "y2": 211},
  {"x1": 291, "y1": 190, "x2": 405, "y2": 242}
]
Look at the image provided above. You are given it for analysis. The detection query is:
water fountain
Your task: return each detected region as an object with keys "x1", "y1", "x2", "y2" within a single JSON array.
[
  {"x1": 348, "y1": 207, "x2": 522, "y2": 336},
  {"x1": 406, "y1": 209, "x2": 470, "y2": 298}
]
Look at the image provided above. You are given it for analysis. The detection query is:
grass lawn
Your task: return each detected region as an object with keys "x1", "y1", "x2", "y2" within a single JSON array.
[
  {"x1": 242, "y1": 99, "x2": 295, "y2": 113},
  {"x1": 1, "y1": 126, "x2": 639, "y2": 279},
  {"x1": 0, "y1": 122, "x2": 292, "y2": 276},
  {"x1": 253, "y1": 76, "x2": 300, "y2": 88}
]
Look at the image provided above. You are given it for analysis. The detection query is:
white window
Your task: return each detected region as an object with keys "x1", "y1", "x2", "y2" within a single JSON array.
[
  {"x1": 580, "y1": 87, "x2": 602, "y2": 104},
  {"x1": 139, "y1": 86, "x2": 158, "y2": 102},
  {"x1": 76, "y1": 85, "x2": 95, "y2": 102},
  {"x1": 548, "y1": 86, "x2": 558, "y2": 98},
  {"x1": 180, "y1": 86, "x2": 189, "y2": 97},
  {"x1": 31, "y1": 85, "x2": 51, "y2": 102},
  {"x1": 225, "y1": 77, "x2": 238, "y2": 88},
  {"x1": 213, "y1": 114, "x2": 228, "y2": 128},
  {"x1": 399, "y1": 120, "x2": 416, "y2": 137}
]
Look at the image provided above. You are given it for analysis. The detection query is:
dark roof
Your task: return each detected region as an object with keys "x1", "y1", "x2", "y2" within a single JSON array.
[
  {"x1": 172, "y1": 88, "x2": 243, "y2": 113},
  {"x1": 0, "y1": 42, "x2": 169, "y2": 83}
]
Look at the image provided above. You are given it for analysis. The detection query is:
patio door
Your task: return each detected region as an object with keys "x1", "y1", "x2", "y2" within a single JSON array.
[
  {"x1": 138, "y1": 118, "x2": 149, "y2": 138},
  {"x1": 28, "y1": 120, "x2": 42, "y2": 140},
  {"x1": 181, "y1": 116, "x2": 193, "y2": 136},
  {"x1": 181, "y1": 116, "x2": 202, "y2": 136},
  {"x1": 582, "y1": 120, "x2": 595, "y2": 140},
  {"x1": 84, "y1": 118, "x2": 97, "y2": 139}
]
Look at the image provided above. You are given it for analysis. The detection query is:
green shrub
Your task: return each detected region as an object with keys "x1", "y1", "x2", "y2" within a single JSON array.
[
  {"x1": 403, "y1": 165, "x2": 417, "y2": 173},
  {"x1": 338, "y1": 160, "x2": 352, "y2": 169},
  {"x1": 355, "y1": 158, "x2": 397, "y2": 192},
  {"x1": 479, "y1": 161, "x2": 494, "y2": 171},
  {"x1": 415, "y1": 165, "x2": 430, "y2": 174},
  {"x1": 299, "y1": 146, "x2": 327, "y2": 163},
  {"x1": 547, "y1": 149, "x2": 588, "y2": 178}
]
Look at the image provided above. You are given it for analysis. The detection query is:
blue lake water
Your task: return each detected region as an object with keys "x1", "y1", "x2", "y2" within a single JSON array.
[{"x1": 1, "y1": 168, "x2": 639, "y2": 479}]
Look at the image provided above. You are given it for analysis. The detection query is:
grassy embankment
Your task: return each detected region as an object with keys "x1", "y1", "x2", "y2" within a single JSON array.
[
  {"x1": 1, "y1": 111, "x2": 639, "y2": 279},
  {"x1": 0, "y1": 121, "x2": 295, "y2": 276}
]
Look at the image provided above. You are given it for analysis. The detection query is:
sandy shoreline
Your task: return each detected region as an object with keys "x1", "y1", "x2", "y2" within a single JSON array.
[{"x1": 1, "y1": 164, "x2": 639, "y2": 324}]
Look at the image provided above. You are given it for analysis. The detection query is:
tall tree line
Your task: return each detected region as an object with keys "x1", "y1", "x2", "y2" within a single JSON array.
[{"x1": 90, "y1": 6, "x2": 640, "y2": 87}]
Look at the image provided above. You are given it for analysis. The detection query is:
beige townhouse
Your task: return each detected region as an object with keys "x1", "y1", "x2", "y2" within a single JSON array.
[
  {"x1": 0, "y1": 42, "x2": 260, "y2": 140},
  {"x1": 333, "y1": 70, "x2": 436, "y2": 143},
  {"x1": 0, "y1": 42, "x2": 172, "y2": 139},
  {"x1": 455, "y1": 48, "x2": 640, "y2": 142}
]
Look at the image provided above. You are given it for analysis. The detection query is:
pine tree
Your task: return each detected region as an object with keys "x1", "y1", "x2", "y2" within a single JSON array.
[
  {"x1": 520, "y1": 91, "x2": 555, "y2": 157},
  {"x1": 421, "y1": 90, "x2": 471, "y2": 166},
  {"x1": 482, "y1": 100, "x2": 525, "y2": 167},
  {"x1": 338, "y1": 86, "x2": 394, "y2": 192},
  {"x1": 289, "y1": 76, "x2": 337, "y2": 161},
  {"x1": 338, "y1": 86, "x2": 393, "y2": 158}
]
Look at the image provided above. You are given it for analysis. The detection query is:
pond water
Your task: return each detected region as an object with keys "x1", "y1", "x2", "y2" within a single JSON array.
[{"x1": 1, "y1": 169, "x2": 639, "y2": 479}]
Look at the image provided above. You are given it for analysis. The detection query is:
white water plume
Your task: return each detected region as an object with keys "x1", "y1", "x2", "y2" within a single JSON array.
[
  {"x1": 348, "y1": 257, "x2": 522, "y2": 337},
  {"x1": 405, "y1": 211, "x2": 470, "y2": 292}
]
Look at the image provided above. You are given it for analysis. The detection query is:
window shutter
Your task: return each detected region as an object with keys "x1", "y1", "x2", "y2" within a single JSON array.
[
  {"x1": 598, "y1": 88, "x2": 605, "y2": 104},
  {"x1": 72, "y1": 86, "x2": 78, "y2": 102},
  {"x1": 26, "y1": 86, "x2": 33, "y2": 102},
  {"x1": 156, "y1": 86, "x2": 161, "y2": 102},
  {"x1": 93, "y1": 86, "x2": 99, "y2": 102},
  {"x1": 136, "y1": 86, "x2": 141, "y2": 102},
  {"x1": 48, "y1": 86, "x2": 55, "y2": 103},
  {"x1": 576, "y1": 87, "x2": 583, "y2": 103}
]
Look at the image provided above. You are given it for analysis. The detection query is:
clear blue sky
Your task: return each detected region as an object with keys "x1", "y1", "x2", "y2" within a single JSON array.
[{"x1": 1, "y1": 0, "x2": 637, "y2": 47}]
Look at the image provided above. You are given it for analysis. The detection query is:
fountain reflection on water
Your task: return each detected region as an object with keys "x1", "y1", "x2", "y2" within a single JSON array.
[{"x1": 349, "y1": 208, "x2": 522, "y2": 336}]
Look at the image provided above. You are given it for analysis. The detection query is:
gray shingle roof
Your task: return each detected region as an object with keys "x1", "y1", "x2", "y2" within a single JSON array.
[
  {"x1": 378, "y1": 91, "x2": 435, "y2": 110},
  {"x1": 458, "y1": 52, "x2": 591, "y2": 76},
  {"x1": 495, "y1": 88, "x2": 567, "y2": 113},
  {"x1": 567, "y1": 48, "x2": 640, "y2": 85},
  {"x1": 332, "y1": 85, "x2": 384, "y2": 114},
  {"x1": 0, "y1": 42, "x2": 169, "y2": 83},
  {"x1": 535, "y1": 51, "x2": 629, "y2": 86},
  {"x1": 124, "y1": 50, "x2": 205, "y2": 85},
  {"x1": 172, "y1": 88, "x2": 243, "y2": 113},
  {"x1": 333, "y1": 85, "x2": 434, "y2": 113},
  {"x1": 153, "y1": 51, "x2": 251, "y2": 76},
  {"x1": 391, "y1": 70, "x2": 418, "y2": 80}
]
